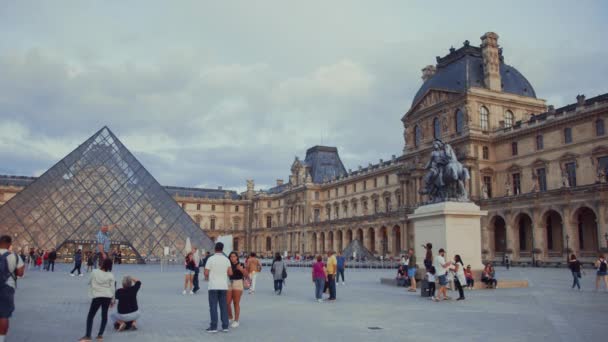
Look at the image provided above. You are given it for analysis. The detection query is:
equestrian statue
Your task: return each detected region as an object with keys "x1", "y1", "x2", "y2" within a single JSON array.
[{"x1": 419, "y1": 139, "x2": 470, "y2": 203}]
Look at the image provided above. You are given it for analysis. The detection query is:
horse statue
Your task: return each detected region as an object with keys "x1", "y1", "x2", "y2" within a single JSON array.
[{"x1": 420, "y1": 140, "x2": 470, "y2": 203}]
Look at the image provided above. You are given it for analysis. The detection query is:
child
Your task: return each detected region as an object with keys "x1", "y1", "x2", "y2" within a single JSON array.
[
  {"x1": 426, "y1": 266, "x2": 437, "y2": 302},
  {"x1": 87, "y1": 252, "x2": 94, "y2": 273},
  {"x1": 464, "y1": 265, "x2": 475, "y2": 289}
]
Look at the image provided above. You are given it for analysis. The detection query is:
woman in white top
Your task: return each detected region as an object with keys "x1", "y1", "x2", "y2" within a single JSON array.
[
  {"x1": 453, "y1": 255, "x2": 466, "y2": 301},
  {"x1": 79, "y1": 258, "x2": 115, "y2": 342}
]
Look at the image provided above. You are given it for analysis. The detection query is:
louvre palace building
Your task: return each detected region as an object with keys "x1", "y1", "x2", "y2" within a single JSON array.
[{"x1": 1, "y1": 32, "x2": 607, "y2": 263}]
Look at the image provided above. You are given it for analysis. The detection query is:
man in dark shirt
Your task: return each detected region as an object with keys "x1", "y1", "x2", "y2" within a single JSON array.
[
  {"x1": 48, "y1": 248, "x2": 57, "y2": 272},
  {"x1": 112, "y1": 276, "x2": 142, "y2": 331}
]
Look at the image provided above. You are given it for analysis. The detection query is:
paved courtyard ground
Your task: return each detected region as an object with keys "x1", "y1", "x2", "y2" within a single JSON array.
[{"x1": 8, "y1": 263, "x2": 608, "y2": 342}]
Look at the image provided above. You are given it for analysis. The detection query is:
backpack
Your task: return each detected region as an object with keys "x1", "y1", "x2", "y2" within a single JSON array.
[
  {"x1": 600, "y1": 259, "x2": 607, "y2": 272},
  {"x1": 0, "y1": 251, "x2": 17, "y2": 289}
]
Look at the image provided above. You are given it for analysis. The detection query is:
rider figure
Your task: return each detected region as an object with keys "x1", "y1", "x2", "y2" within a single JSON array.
[{"x1": 423, "y1": 140, "x2": 448, "y2": 192}]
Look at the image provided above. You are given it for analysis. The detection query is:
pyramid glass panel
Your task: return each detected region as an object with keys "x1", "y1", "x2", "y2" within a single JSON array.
[{"x1": 0, "y1": 126, "x2": 213, "y2": 263}]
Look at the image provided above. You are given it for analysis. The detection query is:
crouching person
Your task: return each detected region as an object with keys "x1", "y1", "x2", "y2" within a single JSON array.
[{"x1": 112, "y1": 276, "x2": 142, "y2": 331}]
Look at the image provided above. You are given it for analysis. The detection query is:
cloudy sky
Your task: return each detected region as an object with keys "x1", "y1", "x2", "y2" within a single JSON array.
[{"x1": 1, "y1": 1, "x2": 607, "y2": 192}]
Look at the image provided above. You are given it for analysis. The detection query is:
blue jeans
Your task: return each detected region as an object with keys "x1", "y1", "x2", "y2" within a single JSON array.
[
  {"x1": 327, "y1": 274, "x2": 336, "y2": 299},
  {"x1": 571, "y1": 271, "x2": 581, "y2": 289},
  {"x1": 337, "y1": 268, "x2": 345, "y2": 282},
  {"x1": 274, "y1": 279, "x2": 283, "y2": 292},
  {"x1": 314, "y1": 278, "x2": 325, "y2": 299},
  {"x1": 208, "y1": 290, "x2": 229, "y2": 330}
]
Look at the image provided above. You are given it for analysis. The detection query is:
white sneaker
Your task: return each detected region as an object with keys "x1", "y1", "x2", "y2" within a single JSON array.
[
  {"x1": 231, "y1": 321, "x2": 239, "y2": 328},
  {"x1": 182, "y1": 290, "x2": 187, "y2": 295},
  {"x1": 342, "y1": 282, "x2": 345, "y2": 285},
  {"x1": 189, "y1": 290, "x2": 194, "y2": 295},
  {"x1": 317, "y1": 299, "x2": 324, "y2": 303},
  {"x1": 79, "y1": 274, "x2": 84, "y2": 277},
  {"x1": 70, "y1": 273, "x2": 75, "y2": 277}
]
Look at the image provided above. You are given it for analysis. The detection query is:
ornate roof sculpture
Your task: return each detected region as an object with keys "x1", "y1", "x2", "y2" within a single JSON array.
[{"x1": 0, "y1": 126, "x2": 214, "y2": 262}]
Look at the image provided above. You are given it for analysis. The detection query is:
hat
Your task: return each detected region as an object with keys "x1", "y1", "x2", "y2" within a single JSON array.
[{"x1": 466, "y1": 265, "x2": 471, "y2": 268}]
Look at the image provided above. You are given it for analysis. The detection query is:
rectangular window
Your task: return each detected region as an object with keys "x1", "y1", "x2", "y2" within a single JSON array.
[
  {"x1": 343, "y1": 204, "x2": 348, "y2": 217},
  {"x1": 385, "y1": 175, "x2": 389, "y2": 185},
  {"x1": 344, "y1": 186, "x2": 347, "y2": 195},
  {"x1": 326, "y1": 207, "x2": 331, "y2": 220},
  {"x1": 353, "y1": 202, "x2": 358, "y2": 215},
  {"x1": 266, "y1": 216, "x2": 272, "y2": 228},
  {"x1": 327, "y1": 190, "x2": 330, "y2": 199},
  {"x1": 512, "y1": 173, "x2": 521, "y2": 195},
  {"x1": 373, "y1": 199, "x2": 379, "y2": 214},
  {"x1": 353, "y1": 183, "x2": 357, "y2": 192},
  {"x1": 363, "y1": 181, "x2": 367, "y2": 190},
  {"x1": 385, "y1": 197, "x2": 390, "y2": 212},
  {"x1": 210, "y1": 218, "x2": 216, "y2": 230},
  {"x1": 537, "y1": 168, "x2": 547, "y2": 192},
  {"x1": 211, "y1": 204, "x2": 215, "y2": 211},
  {"x1": 314, "y1": 209, "x2": 320, "y2": 223},
  {"x1": 235, "y1": 205, "x2": 239, "y2": 212},
  {"x1": 335, "y1": 206, "x2": 339, "y2": 219},
  {"x1": 482, "y1": 146, "x2": 489, "y2": 160},
  {"x1": 267, "y1": 201, "x2": 271, "y2": 208},
  {"x1": 196, "y1": 203, "x2": 201, "y2": 210},
  {"x1": 483, "y1": 176, "x2": 492, "y2": 198},
  {"x1": 596, "y1": 119, "x2": 605, "y2": 136},
  {"x1": 536, "y1": 135, "x2": 544, "y2": 150},
  {"x1": 511, "y1": 142, "x2": 518, "y2": 156},
  {"x1": 335, "y1": 188, "x2": 338, "y2": 196},
  {"x1": 314, "y1": 191, "x2": 319, "y2": 200},
  {"x1": 564, "y1": 127, "x2": 572, "y2": 144},
  {"x1": 374, "y1": 178, "x2": 378, "y2": 188},
  {"x1": 565, "y1": 162, "x2": 577, "y2": 187}
]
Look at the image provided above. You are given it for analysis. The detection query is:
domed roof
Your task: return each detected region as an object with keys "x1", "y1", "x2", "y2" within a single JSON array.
[{"x1": 411, "y1": 45, "x2": 536, "y2": 107}]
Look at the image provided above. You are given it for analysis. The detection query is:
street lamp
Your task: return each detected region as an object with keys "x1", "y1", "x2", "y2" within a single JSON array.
[{"x1": 565, "y1": 234, "x2": 570, "y2": 263}]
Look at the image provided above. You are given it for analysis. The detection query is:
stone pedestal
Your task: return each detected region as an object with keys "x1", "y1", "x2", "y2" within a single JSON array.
[{"x1": 410, "y1": 201, "x2": 487, "y2": 271}]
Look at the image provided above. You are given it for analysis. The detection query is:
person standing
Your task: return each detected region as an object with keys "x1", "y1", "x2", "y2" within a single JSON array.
[
  {"x1": 312, "y1": 255, "x2": 326, "y2": 302},
  {"x1": 594, "y1": 254, "x2": 608, "y2": 291},
  {"x1": 453, "y1": 255, "x2": 466, "y2": 300},
  {"x1": 407, "y1": 248, "x2": 417, "y2": 292},
  {"x1": 202, "y1": 252, "x2": 211, "y2": 268},
  {"x1": 86, "y1": 252, "x2": 94, "y2": 273},
  {"x1": 426, "y1": 266, "x2": 437, "y2": 302},
  {"x1": 192, "y1": 248, "x2": 200, "y2": 294},
  {"x1": 48, "y1": 248, "x2": 57, "y2": 272},
  {"x1": 271, "y1": 253, "x2": 286, "y2": 295},
  {"x1": 336, "y1": 251, "x2": 346, "y2": 285},
  {"x1": 326, "y1": 251, "x2": 337, "y2": 301},
  {"x1": 28, "y1": 248, "x2": 35, "y2": 268},
  {"x1": 227, "y1": 252, "x2": 247, "y2": 328},
  {"x1": 79, "y1": 258, "x2": 115, "y2": 342},
  {"x1": 433, "y1": 248, "x2": 451, "y2": 300},
  {"x1": 423, "y1": 243, "x2": 433, "y2": 271},
  {"x1": 43, "y1": 250, "x2": 49, "y2": 271},
  {"x1": 183, "y1": 252, "x2": 196, "y2": 295},
  {"x1": 70, "y1": 249, "x2": 83, "y2": 277},
  {"x1": 245, "y1": 252, "x2": 261, "y2": 294},
  {"x1": 96, "y1": 224, "x2": 118, "y2": 267},
  {"x1": 505, "y1": 255, "x2": 510, "y2": 270},
  {"x1": 204, "y1": 242, "x2": 232, "y2": 333},
  {"x1": 0, "y1": 235, "x2": 25, "y2": 342},
  {"x1": 568, "y1": 254, "x2": 582, "y2": 291}
]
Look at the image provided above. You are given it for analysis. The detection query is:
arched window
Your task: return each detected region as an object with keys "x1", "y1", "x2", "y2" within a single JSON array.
[
  {"x1": 596, "y1": 119, "x2": 605, "y2": 136},
  {"x1": 433, "y1": 117, "x2": 441, "y2": 139},
  {"x1": 455, "y1": 109, "x2": 464, "y2": 134},
  {"x1": 414, "y1": 125, "x2": 422, "y2": 147},
  {"x1": 504, "y1": 110, "x2": 514, "y2": 128},
  {"x1": 480, "y1": 106, "x2": 489, "y2": 130}
]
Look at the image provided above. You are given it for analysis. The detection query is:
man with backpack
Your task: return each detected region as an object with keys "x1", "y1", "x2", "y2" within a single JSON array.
[
  {"x1": 595, "y1": 253, "x2": 608, "y2": 291},
  {"x1": 1, "y1": 235, "x2": 25, "y2": 342}
]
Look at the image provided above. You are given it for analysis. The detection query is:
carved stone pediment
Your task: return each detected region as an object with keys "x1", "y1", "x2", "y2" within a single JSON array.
[
  {"x1": 558, "y1": 152, "x2": 579, "y2": 162},
  {"x1": 530, "y1": 158, "x2": 549, "y2": 167},
  {"x1": 411, "y1": 90, "x2": 460, "y2": 113},
  {"x1": 480, "y1": 167, "x2": 495, "y2": 174},
  {"x1": 507, "y1": 164, "x2": 522, "y2": 172},
  {"x1": 591, "y1": 145, "x2": 608, "y2": 157}
]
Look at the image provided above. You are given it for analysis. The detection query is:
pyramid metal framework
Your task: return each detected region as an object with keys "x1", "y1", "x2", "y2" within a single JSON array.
[
  {"x1": 0, "y1": 127, "x2": 213, "y2": 262},
  {"x1": 342, "y1": 239, "x2": 377, "y2": 261}
]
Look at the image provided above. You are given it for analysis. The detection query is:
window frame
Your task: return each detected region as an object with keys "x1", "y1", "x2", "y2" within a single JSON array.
[
  {"x1": 480, "y1": 106, "x2": 489, "y2": 131},
  {"x1": 511, "y1": 142, "x2": 518, "y2": 156},
  {"x1": 564, "y1": 127, "x2": 573, "y2": 144},
  {"x1": 504, "y1": 110, "x2": 514, "y2": 128}
]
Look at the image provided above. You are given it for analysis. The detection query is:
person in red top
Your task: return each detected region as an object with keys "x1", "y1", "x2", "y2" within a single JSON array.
[{"x1": 312, "y1": 255, "x2": 326, "y2": 302}]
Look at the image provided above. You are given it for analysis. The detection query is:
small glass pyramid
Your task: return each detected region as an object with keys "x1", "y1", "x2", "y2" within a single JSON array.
[{"x1": 0, "y1": 127, "x2": 213, "y2": 263}]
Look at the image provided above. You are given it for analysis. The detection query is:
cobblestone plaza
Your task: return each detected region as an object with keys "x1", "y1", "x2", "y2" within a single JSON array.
[{"x1": 9, "y1": 265, "x2": 608, "y2": 342}]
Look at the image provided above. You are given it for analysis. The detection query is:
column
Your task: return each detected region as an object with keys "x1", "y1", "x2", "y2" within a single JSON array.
[{"x1": 505, "y1": 223, "x2": 517, "y2": 260}]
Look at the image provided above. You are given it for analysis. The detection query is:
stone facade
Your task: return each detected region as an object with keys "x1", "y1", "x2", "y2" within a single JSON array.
[{"x1": 2, "y1": 32, "x2": 607, "y2": 261}]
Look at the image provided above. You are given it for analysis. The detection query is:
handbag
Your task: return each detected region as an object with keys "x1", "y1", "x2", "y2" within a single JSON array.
[{"x1": 282, "y1": 267, "x2": 287, "y2": 279}]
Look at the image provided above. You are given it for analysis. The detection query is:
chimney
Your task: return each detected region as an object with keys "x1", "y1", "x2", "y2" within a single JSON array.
[
  {"x1": 421, "y1": 65, "x2": 436, "y2": 82},
  {"x1": 480, "y1": 32, "x2": 501, "y2": 91},
  {"x1": 276, "y1": 179, "x2": 284, "y2": 186}
]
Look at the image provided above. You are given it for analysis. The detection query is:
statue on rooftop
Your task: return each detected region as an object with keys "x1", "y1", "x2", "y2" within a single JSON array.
[{"x1": 419, "y1": 139, "x2": 470, "y2": 203}]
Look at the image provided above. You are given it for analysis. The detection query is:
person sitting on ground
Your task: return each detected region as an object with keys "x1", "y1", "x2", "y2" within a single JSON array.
[
  {"x1": 111, "y1": 275, "x2": 141, "y2": 331},
  {"x1": 464, "y1": 265, "x2": 475, "y2": 289},
  {"x1": 396, "y1": 265, "x2": 407, "y2": 287},
  {"x1": 481, "y1": 263, "x2": 497, "y2": 288}
]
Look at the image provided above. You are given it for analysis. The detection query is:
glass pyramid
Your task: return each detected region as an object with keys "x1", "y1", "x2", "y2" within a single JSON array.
[{"x1": 0, "y1": 126, "x2": 213, "y2": 263}]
